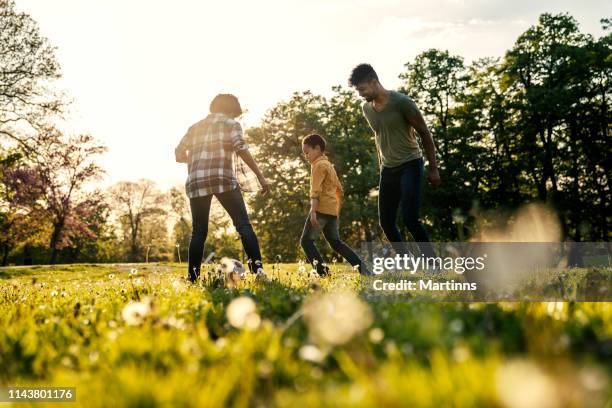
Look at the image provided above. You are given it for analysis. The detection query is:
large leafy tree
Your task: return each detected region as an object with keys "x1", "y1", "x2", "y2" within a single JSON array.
[{"x1": 0, "y1": 0, "x2": 64, "y2": 147}]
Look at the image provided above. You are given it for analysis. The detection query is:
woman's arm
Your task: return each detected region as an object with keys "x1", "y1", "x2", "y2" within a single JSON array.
[{"x1": 237, "y1": 149, "x2": 270, "y2": 194}]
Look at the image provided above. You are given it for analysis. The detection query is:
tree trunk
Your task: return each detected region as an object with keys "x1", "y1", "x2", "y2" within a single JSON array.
[{"x1": 49, "y1": 218, "x2": 65, "y2": 264}]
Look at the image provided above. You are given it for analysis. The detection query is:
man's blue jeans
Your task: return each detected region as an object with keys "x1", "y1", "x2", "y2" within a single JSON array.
[{"x1": 378, "y1": 157, "x2": 436, "y2": 258}]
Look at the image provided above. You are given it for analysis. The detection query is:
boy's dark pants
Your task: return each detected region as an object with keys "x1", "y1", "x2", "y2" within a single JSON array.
[{"x1": 300, "y1": 211, "x2": 365, "y2": 275}]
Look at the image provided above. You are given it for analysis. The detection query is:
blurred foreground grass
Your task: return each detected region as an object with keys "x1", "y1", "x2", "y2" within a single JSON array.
[{"x1": 0, "y1": 263, "x2": 610, "y2": 407}]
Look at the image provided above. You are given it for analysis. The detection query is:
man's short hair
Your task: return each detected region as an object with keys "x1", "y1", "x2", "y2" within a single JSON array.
[
  {"x1": 349, "y1": 63, "x2": 379, "y2": 87},
  {"x1": 302, "y1": 134, "x2": 326, "y2": 152},
  {"x1": 210, "y1": 94, "x2": 243, "y2": 118}
]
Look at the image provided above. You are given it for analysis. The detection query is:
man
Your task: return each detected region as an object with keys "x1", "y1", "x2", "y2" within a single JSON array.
[{"x1": 349, "y1": 63, "x2": 441, "y2": 261}]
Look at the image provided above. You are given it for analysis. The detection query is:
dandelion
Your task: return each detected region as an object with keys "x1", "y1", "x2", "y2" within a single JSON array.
[
  {"x1": 299, "y1": 344, "x2": 327, "y2": 363},
  {"x1": 302, "y1": 291, "x2": 373, "y2": 346},
  {"x1": 226, "y1": 296, "x2": 260, "y2": 330},
  {"x1": 121, "y1": 297, "x2": 154, "y2": 326},
  {"x1": 496, "y1": 359, "x2": 559, "y2": 408},
  {"x1": 50, "y1": 290, "x2": 58, "y2": 297},
  {"x1": 129, "y1": 268, "x2": 138, "y2": 276},
  {"x1": 108, "y1": 273, "x2": 115, "y2": 279},
  {"x1": 368, "y1": 328, "x2": 385, "y2": 344}
]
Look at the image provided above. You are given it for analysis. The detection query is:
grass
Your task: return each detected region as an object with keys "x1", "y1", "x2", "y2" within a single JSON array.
[{"x1": 0, "y1": 262, "x2": 610, "y2": 407}]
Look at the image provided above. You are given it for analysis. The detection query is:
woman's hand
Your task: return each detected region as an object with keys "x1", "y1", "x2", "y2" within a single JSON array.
[{"x1": 259, "y1": 176, "x2": 270, "y2": 195}]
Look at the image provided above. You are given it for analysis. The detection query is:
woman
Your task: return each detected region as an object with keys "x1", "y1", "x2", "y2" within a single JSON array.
[{"x1": 175, "y1": 94, "x2": 270, "y2": 282}]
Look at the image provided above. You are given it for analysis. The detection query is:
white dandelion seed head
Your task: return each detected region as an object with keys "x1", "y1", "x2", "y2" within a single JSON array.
[
  {"x1": 299, "y1": 344, "x2": 327, "y2": 363},
  {"x1": 302, "y1": 291, "x2": 373, "y2": 346},
  {"x1": 108, "y1": 273, "x2": 115, "y2": 279},
  {"x1": 496, "y1": 359, "x2": 560, "y2": 408},
  {"x1": 368, "y1": 328, "x2": 385, "y2": 344},
  {"x1": 121, "y1": 297, "x2": 154, "y2": 326},
  {"x1": 226, "y1": 296, "x2": 260, "y2": 330},
  {"x1": 130, "y1": 268, "x2": 138, "y2": 275},
  {"x1": 50, "y1": 290, "x2": 58, "y2": 297}
]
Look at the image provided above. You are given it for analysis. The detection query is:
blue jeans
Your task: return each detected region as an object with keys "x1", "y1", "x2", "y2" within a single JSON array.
[
  {"x1": 300, "y1": 212, "x2": 367, "y2": 275},
  {"x1": 378, "y1": 157, "x2": 436, "y2": 258},
  {"x1": 188, "y1": 187, "x2": 262, "y2": 282}
]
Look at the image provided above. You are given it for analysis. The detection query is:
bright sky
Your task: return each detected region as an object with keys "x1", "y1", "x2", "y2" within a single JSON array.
[{"x1": 17, "y1": 0, "x2": 610, "y2": 190}]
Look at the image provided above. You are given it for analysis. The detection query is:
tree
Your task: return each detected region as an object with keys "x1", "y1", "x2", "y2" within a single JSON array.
[
  {"x1": 247, "y1": 91, "x2": 327, "y2": 261},
  {"x1": 0, "y1": 150, "x2": 46, "y2": 265},
  {"x1": 109, "y1": 179, "x2": 167, "y2": 261},
  {"x1": 0, "y1": 0, "x2": 64, "y2": 148},
  {"x1": 399, "y1": 49, "x2": 473, "y2": 240},
  {"x1": 20, "y1": 128, "x2": 107, "y2": 264}
]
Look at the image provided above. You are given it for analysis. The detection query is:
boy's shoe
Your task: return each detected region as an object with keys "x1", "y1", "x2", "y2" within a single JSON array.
[{"x1": 315, "y1": 264, "x2": 330, "y2": 277}]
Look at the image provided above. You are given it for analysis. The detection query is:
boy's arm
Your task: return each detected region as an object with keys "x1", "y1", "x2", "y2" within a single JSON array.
[
  {"x1": 309, "y1": 163, "x2": 326, "y2": 226},
  {"x1": 335, "y1": 184, "x2": 343, "y2": 217}
]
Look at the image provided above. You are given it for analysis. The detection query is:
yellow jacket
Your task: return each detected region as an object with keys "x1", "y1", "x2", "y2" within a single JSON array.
[{"x1": 309, "y1": 154, "x2": 343, "y2": 216}]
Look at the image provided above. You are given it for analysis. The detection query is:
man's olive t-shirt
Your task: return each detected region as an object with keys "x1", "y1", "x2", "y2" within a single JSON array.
[{"x1": 362, "y1": 90, "x2": 423, "y2": 168}]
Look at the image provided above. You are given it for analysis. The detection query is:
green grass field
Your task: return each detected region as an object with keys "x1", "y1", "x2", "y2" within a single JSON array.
[{"x1": 1, "y1": 263, "x2": 610, "y2": 407}]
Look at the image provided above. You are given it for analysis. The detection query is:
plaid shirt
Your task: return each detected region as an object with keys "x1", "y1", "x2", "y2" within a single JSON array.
[{"x1": 177, "y1": 113, "x2": 260, "y2": 198}]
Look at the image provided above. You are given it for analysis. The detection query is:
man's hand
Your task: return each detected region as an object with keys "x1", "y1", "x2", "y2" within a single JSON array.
[
  {"x1": 259, "y1": 176, "x2": 270, "y2": 195},
  {"x1": 310, "y1": 211, "x2": 319, "y2": 228},
  {"x1": 427, "y1": 167, "x2": 441, "y2": 188}
]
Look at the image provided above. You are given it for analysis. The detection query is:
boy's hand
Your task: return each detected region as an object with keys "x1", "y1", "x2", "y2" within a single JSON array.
[{"x1": 310, "y1": 211, "x2": 319, "y2": 228}]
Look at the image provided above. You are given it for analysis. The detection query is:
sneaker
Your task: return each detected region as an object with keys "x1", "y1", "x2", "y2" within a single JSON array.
[{"x1": 317, "y1": 265, "x2": 330, "y2": 277}]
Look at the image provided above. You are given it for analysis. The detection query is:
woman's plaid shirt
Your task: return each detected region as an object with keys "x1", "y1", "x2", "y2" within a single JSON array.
[{"x1": 177, "y1": 113, "x2": 257, "y2": 198}]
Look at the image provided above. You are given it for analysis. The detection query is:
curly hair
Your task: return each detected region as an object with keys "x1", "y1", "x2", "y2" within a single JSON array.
[
  {"x1": 209, "y1": 94, "x2": 243, "y2": 118},
  {"x1": 348, "y1": 63, "x2": 379, "y2": 86}
]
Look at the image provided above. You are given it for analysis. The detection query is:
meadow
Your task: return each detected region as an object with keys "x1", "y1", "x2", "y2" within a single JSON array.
[{"x1": 0, "y1": 262, "x2": 610, "y2": 407}]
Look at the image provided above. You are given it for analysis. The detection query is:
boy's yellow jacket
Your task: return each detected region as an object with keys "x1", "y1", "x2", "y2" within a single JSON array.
[{"x1": 309, "y1": 154, "x2": 343, "y2": 216}]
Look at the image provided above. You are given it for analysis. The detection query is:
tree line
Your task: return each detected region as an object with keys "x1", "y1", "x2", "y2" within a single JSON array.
[{"x1": 0, "y1": 0, "x2": 609, "y2": 265}]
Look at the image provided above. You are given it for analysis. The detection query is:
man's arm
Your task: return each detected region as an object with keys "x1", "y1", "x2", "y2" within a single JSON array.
[{"x1": 405, "y1": 109, "x2": 441, "y2": 188}]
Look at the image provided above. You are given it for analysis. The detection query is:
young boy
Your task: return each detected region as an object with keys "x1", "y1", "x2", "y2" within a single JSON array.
[{"x1": 300, "y1": 134, "x2": 369, "y2": 276}]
